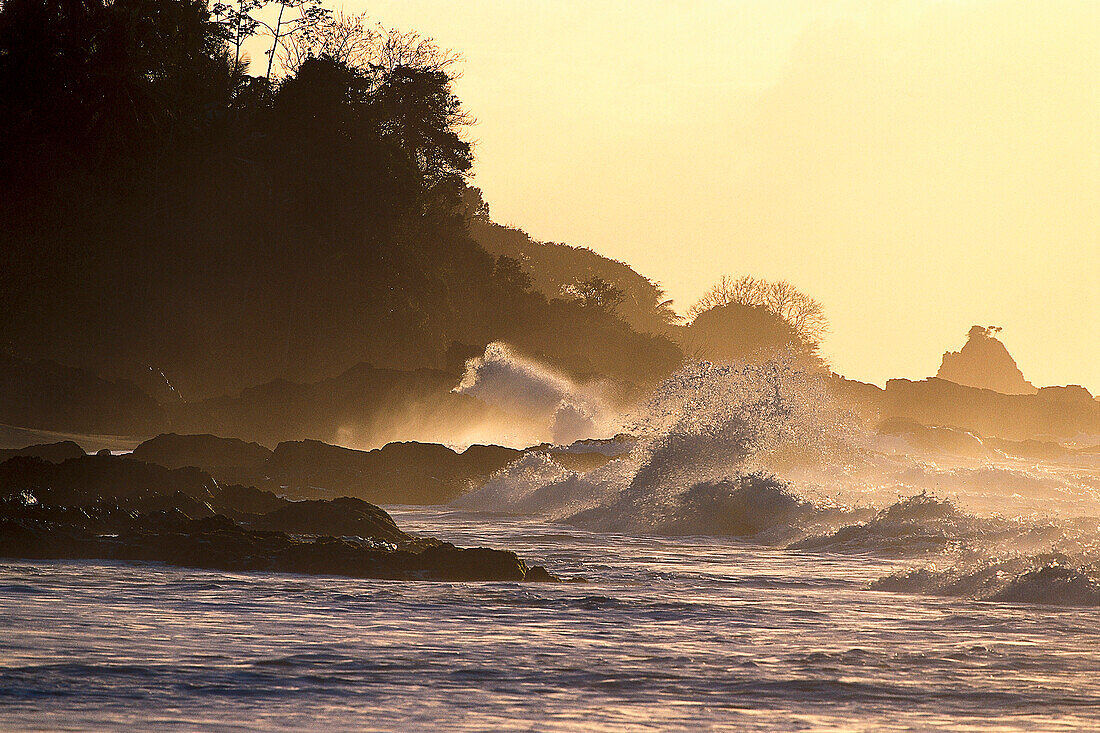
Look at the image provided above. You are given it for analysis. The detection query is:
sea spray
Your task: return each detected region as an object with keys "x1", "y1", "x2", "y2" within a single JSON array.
[
  {"x1": 460, "y1": 354, "x2": 868, "y2": 535},
  {"x1": 454, "y1": 342, "x2": 614, "y2": 445},
  {"x1": 454, "y1": 351, "x2": 1100, "y2": 606}
]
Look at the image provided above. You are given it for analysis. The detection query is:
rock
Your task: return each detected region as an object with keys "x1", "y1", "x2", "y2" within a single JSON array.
[
  {"x1": 0, "y1": 454, "x2": 217, "y2": 505},
  {"x1": 212, "y1": 484, "x2": 288, "y2": 517},
  {"x1": 255, "y1": 497, "x2": 409, "y2": 544},
  {"x1": 983, "y1": 437, "x2": 1067, "y2": 460},
  {"x1": 0, "y1": 352, "x2": 164, "y2": 436},
  {"x1": 0, "y1": 445, "x2": 561, "y2": 582},
  {"x1": 131, "y1": 433, "x2": 272, "y2": 478},
  {"x1": 877, "y1": 418, "x2": 993, "y2": 458},
  {"x1": 0, "y1": 440, "x2": 85, "y2": 464},
  {"x1": 882, "y1": 378, "x2": 1099, "y2": 441},
  {"x1": 936, "y1": 326, "x2": 1037, "y2": 395},
  {"x1": 414, "y1": 543, "x2": 529, "y2": 581},
  {"x1": 523, "y1": 565, "x2": 557, "y2": 582},
  {"x1": 0, "y1": 499, "x2": 559, "y2": 582},
  {"x1": 263, "y1": 439, "x2": 522, "y2": 504},
  {"x1": 165, "y1": 363, "x2": 523, "y2": 449}
]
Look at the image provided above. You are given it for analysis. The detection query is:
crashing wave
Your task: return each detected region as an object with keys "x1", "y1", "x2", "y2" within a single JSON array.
[
  {"x1": 872, "y1": 553, "x2": 1100, "y2": 607},
  {"x1": 454, "y1": 342, "x2": 612, "y2": 444},
  {"x1": 459, "y1": 356, "x2": 867, "y2": 537}
]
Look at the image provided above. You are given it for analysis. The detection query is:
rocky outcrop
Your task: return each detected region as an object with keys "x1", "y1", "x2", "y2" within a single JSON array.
[
  {"x1": 0, "y1": 440, "x2": 85, "y2": 463},
  {"x1": 0, "y1": 353, "x2": 165, "y2": 436},
  {"x1": 131, "y1": 433, "x2": 273, "y2": 485},
  {"x1": 263, "y1": 439, "x2": 523, "y2": 504},
  {"x1": 0, "y1": 454, "x2": 217, "y2": 505},
  {"x1": 255, "y1": 497, "x2": 407, "y2": 544},
  {"x1": 936, "y1": 326, "x2": 1037, "y2": 395},
  {"x1": 883, "y1": 378, "x2": 1099, "y2": 441},
  {"x1": 165, "y1": 363, "x2": 526, "y2": 449},
  {"x1": 876, "y1": 418, "x2": 993, "y2": 458},
  {"x1": 0, "y1": 453, "x2": 559, "y2": 582},
  {"x1": 129, "y1": 433, "x2": 524, "y2": 505},
  {"x1": 828, "y1": 374, "x2": 1099, "y2": 442},
  {"x1": 0, "y1": 511, "x2": 549, "y2": 582},
  {"x1": 132, "y1": 433, "x2": 272, "y2": 470}
]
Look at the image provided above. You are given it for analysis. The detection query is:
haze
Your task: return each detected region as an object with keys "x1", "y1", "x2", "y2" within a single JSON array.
[{"x1": 354, "y1": 0, "x2": 1099, "y2": 392}]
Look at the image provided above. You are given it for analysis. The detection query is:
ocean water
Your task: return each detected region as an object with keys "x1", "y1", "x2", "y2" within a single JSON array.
[{"x1": 3, "y1": 506, "x2": 1100, "y2": 732}]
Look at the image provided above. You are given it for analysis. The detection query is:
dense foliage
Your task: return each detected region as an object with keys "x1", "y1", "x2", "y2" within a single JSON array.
[{"x1": 0, "y1": 0, "x2": 680, "y2": 399}]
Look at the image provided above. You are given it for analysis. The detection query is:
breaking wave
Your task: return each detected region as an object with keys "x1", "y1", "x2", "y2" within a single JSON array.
[
  {"x1": 454, "y1": 352, "x2": 1100, "y2": 605},
  {"x1": 454, "y1": 342, "x2": 612, "y2": 445},
  {"x1": 873, "y1": 553, "x2": 1100, "y2": 606},
  {"x1": 460, "y1": 356, "x2": 865, "y2": 536}
]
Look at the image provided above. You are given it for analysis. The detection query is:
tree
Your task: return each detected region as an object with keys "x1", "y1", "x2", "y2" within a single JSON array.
[
  {"x1": 212, "y1": 0, "x2": 329, "y2": 81},
  {"x1": 492, "y1": 256, "x2": 532, "y2": 292},
  {"x1": 688, "y1": 275, "x2": 828, "y2": 346},
  {"x1": 562, "y1": 277, "x2": 625, "y2": 313},
  {"x1": 278, "y1": 9, "x2": 375, "y2": 75}
]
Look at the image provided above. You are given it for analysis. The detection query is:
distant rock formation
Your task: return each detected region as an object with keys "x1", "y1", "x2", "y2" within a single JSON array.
[
  {"x1": 936, "y1": 326, "x2": 1037, "y2": 395},
  {"x1": 166, "y1": 363, "x2": 537, "y2": 449},
  {"x1": 0, "y1": 353, "x2": 165, "y2": 436},
  {"x1": 0, "y1": 441, "x2": 85, "y2": 464},
  {"x1": 131, "y1": 433, "x2": 272, "y2": 480}
]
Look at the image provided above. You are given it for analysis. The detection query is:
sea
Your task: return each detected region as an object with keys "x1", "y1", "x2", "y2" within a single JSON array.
[
  {"x1": 3, "y1": 358, "x2": 1100, "y2": 731},
  {"x1": 1, "y1": 505, "x2": 1100, "y2": 732}
]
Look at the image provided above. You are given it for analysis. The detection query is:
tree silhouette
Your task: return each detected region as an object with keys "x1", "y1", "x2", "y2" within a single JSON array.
[
  {"x1": 689, "y1": 275, "x2": 828, "y2": 346},
  {"x1": 562, "y1": 277, "x2": 626, "y2": 314}
]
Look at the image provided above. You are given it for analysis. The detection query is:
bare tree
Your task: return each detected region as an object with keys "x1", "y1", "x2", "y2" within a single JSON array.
[
  {"x1": 374, "y1": 26, "x2": 463, "y2": 75},
  {"x1": 277, "y1": 14, "x2": 464, "y2": 80},
  {"x1": 688, "y1": 275, "x2": 828, "y2": 345},
  {"x1": 278, "y1": 10, "x2": 377, "y2": 75}
]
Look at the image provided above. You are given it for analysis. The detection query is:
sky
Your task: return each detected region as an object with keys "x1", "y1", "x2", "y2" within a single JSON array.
[{"x1": 275, "y1": 0, "x2": 1099, "y2": 392}]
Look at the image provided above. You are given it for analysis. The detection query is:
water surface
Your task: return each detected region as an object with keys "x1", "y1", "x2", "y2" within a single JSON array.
[{"x1": 2, "y1": 507, "x2": 1099, "y2": 731}]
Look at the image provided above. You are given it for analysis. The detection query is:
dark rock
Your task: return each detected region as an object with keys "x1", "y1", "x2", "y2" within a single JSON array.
[
  {"x1": 0, "y1": 454, "x2": 217, "y2": 505},
  {"x1": 414, "y1": 543, "x2": 529, "y2": 581},
  {"x1": 131, "y1": 433, "x2": 272, "y2": 475},
  {"x1": 263, "y1": 439, "x2": 522, "y2": 504},
  {"x1": 212, "y1": 484, "x2": 288, "y2": 517},
  {"x1": 0, "y1": 353, "x2": 164, "y2": 436},
  {"x1": 255, "y1": 497, "x2": 408, "y2": 544},
  {"x1": 0, "y1": 501, "x2": 558, "y2": 582},
  {"x1": 523, "y1": 565, "x2": 557, "y2": 582},
  {"x1": 0, "y1": 441, "x2": 85, "y2": 464},
  {"x1": 0, "y1": 453, "x2": 559, "y2": 582},
  {"x1": 165, "y1": 363, "x2": 526, "y2": 449}
]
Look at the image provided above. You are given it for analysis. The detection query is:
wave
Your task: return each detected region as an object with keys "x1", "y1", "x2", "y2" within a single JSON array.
[
  {"x1": 460, "y1": 356, "x2": 867, "y2": 536},
  {"x1": 454, "y1": 353, "x2": 1100, "y2": 607},
  {"x1": 872, "y1": 553, "x2": 1100, "y2": 607},
  {"x1": 454, "y1": 342, "x2": 612, "y2": 444}
]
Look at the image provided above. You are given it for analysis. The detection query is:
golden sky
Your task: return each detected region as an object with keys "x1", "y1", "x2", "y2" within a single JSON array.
[{"x1": 334, "y1": 0, "x2": 1098, "y2": 392}]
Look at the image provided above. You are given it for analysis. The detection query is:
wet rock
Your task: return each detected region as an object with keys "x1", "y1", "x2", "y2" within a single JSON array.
[
  {"x1": 0, "y1": 455, "x2": 560, "y2": 582},
  {"x1": 255, "y1": 497, "x2": 409, "y2": 544}
]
